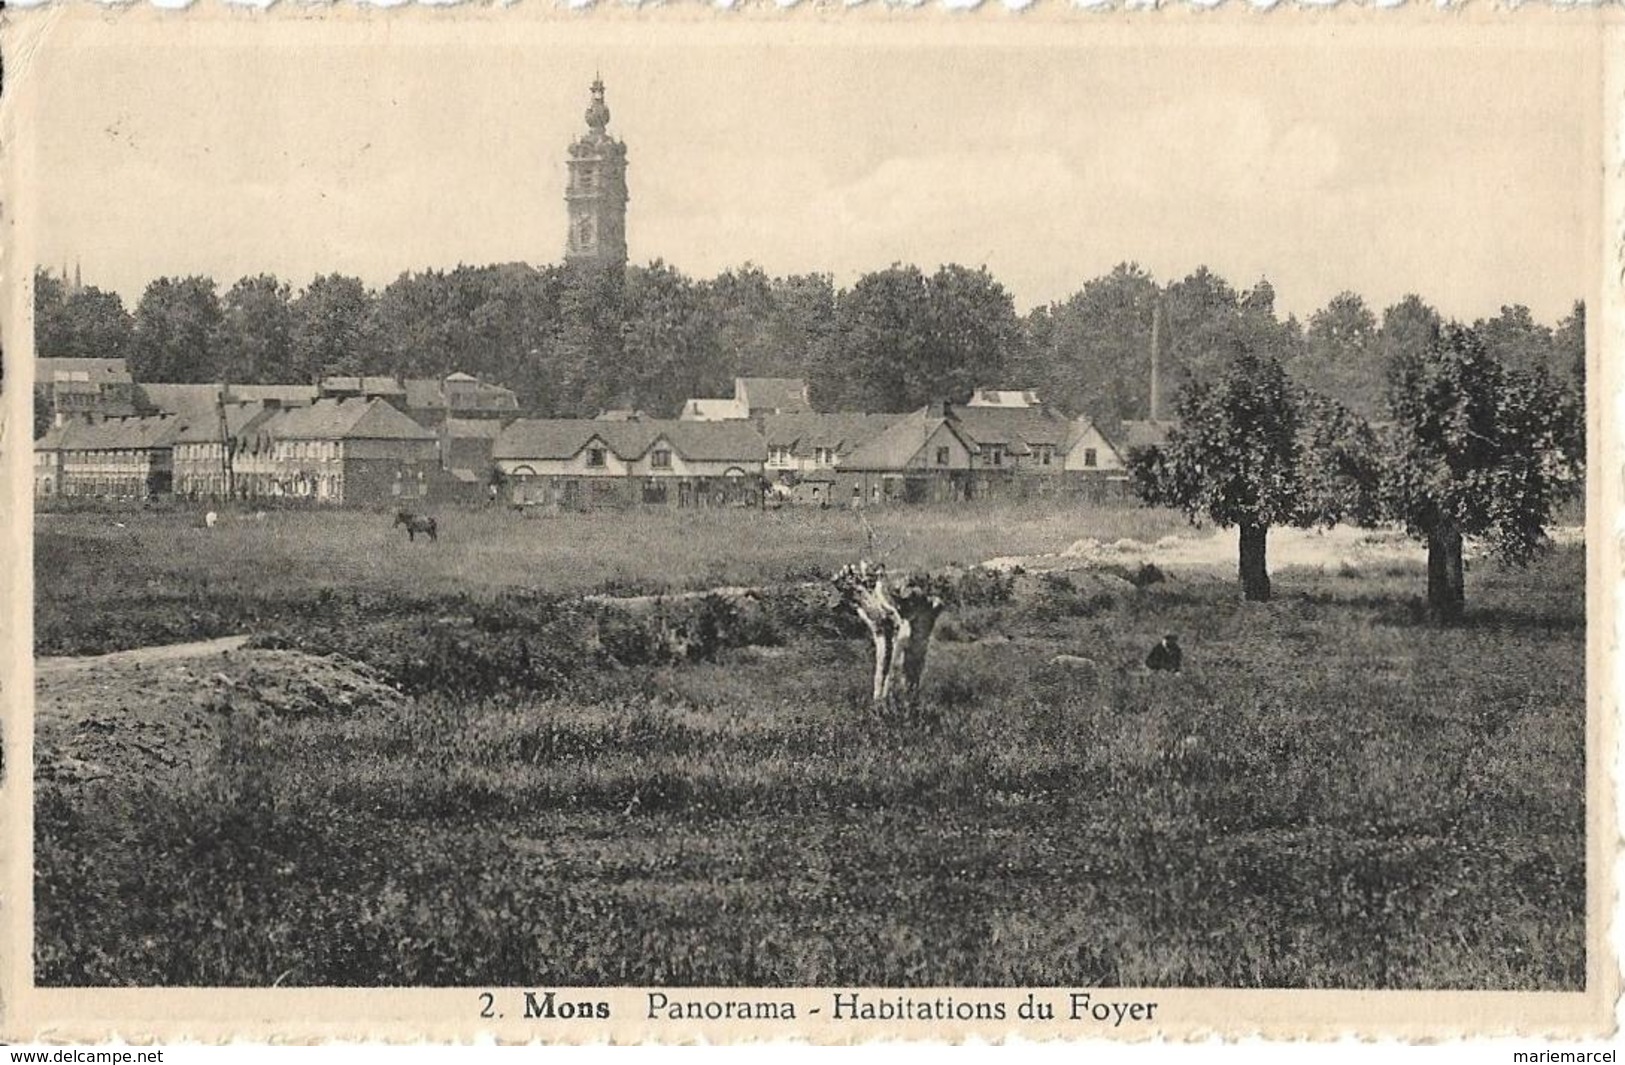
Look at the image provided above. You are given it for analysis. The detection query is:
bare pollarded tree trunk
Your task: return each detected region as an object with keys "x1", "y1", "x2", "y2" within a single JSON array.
[{"x1": 833, "y1": 562, "x2": 948, "y2": 720}]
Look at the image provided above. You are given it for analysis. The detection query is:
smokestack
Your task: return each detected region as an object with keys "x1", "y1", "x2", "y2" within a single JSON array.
[{"x1": 1149, "y1": 296, "x2": 1164, "y2": 422}]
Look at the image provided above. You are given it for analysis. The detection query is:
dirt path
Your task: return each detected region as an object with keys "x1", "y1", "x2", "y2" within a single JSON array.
[
  {"x1": 984, "y1": 524, "x2": 1584, "y2": 576},
  {"x1": 36, "y1": 634, "x2": 252, "y2": 675}
]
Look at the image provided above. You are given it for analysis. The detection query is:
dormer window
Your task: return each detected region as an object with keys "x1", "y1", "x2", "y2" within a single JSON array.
[
  {"x1": 586, "y1": 447, "x2": 607, "y2": 468},
  {"x1": 651, "y1": 448, "x2": 672, "y2": 470}
]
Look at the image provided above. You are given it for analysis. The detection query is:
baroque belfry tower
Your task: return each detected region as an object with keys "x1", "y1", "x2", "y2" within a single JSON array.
[{"x1": 564, "y1": 76, "x2": 629, "y2": 269}]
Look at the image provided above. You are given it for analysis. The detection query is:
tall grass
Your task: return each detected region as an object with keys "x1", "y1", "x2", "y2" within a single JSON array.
[{"x1": 35, "y1": 538, "x2": 1586, "y2": 990}]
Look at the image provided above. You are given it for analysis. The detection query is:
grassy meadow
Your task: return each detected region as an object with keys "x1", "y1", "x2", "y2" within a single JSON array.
[
  {"x1": 34, "y1": 502, "x2": 1191, "y2": 655},
  {"x1": 33, "y1": 503, "x2": 1586, "y2": 989}
]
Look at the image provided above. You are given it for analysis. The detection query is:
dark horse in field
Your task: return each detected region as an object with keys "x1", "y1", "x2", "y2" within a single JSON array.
[{"x1": 393, "y1": 509, "x2": 438, "y2": 542}]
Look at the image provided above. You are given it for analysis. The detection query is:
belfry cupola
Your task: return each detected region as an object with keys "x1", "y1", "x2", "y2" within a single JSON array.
[{"x1": 565, "y1": 76, "x2": 629, "y2": 269}]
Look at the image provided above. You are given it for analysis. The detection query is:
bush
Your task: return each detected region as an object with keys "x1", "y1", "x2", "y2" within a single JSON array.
[{"x1": 952, "y1": 568, "x2": 1015, "y2": 608}]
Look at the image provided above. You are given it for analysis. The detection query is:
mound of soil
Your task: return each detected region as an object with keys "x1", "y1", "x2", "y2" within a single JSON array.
[{"x1": 35, "y1": 644, "x2": 404, "y2": 788}]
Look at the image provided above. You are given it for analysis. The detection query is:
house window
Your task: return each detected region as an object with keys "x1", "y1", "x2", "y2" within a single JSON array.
[
  {"x1": 586, "y1": 447, "x2": 607, "y2": 468},
  {"x1": 651, "y1": 448, "x2": 672, "y2": 470},
  {"x1": 768, "y1": 446, "x2": 792, "y2": 467},
  {"x1": 988, "y1": 446, "x2": 1004, "y2": 467},
  {"x1": 815, "y1": 447, "x2": 836, "y2": 466},
  {"x1": 1037, "y1": 446, "x2": 1054, "y2": 467},
  {"x1": 1083, "y1": 448, "x2": 1098, "y2": 468},
  {"x1": 935, "y1": 446, "x2": 950, "y2": 467}
]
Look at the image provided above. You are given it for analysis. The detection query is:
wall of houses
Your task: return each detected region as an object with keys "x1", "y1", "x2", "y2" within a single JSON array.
[
  {"x1": 827, "y1": 467, "x2": 1133, "y2": 507},
  {"x1": 58, "y1": 449, "x2": 172, "y2": 499},
  {"x1": 505, "y1": 472, "x2": 761, "y2": 509},
  {"x1": 173, "y1": 442, "x2": 233, "y2": 498}
]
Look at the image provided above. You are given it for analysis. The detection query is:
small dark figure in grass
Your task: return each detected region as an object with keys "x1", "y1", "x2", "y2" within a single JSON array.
[
  {"x1": 1146, "y1": 634, "x2": 1182, "y2": 673},
  {"x1": 393, "y1": 509, "x2": 438, "y2": 542}
]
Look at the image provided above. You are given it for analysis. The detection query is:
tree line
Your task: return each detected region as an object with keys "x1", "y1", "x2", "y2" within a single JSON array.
[
  {"x1": 1130, "y1": 313, "x2": 1584, "y2": 620},
  {"x1": 34, "y1": 262, "x2": 1584, "y2": 429}
]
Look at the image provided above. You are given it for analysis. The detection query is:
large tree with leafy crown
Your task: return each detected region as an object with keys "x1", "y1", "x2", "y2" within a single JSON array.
[
  {"x1": 1381, "y1": 322, "x2": 1583, "y2": 622},
  {"x1": 1130, "y1": 346, "x2": 1379, "y2": 602}
]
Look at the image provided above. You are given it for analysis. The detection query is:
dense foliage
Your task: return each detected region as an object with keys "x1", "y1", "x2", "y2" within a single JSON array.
[
  {"x1": 1129, "y1": 351, "x2": 1377, "y2": 601},
  {"x1": 1381, "y1": 323, "x2": 1584, "y2": 619},
  {"x1": 35, "y1": 264, "x2": 1585, "y2": 425}
]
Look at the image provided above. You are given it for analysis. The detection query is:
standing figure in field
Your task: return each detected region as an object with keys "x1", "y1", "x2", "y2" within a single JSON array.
[
  {"x1": 394, "y1": 509, "x2": 438, "y2": 543},
  {"x1": 1146, "y1": 634, "x2": 1182, "y2": 673}
]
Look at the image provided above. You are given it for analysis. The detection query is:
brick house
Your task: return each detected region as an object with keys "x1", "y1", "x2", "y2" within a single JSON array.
[
  {"x1": 837, "y1": 402, "x2": 1129, "y2": 504},
  {"x1": 267, "y1": 398, "x2": 439, "y2": 504},
  {"x1": 759, "y1": 412, "x2": 900, "y2": 505},
  {"x1": 834, "y1": 404, "x2": 979, "y2": 505},
  {"x1": 35, "y1": 414, "x2": 182, "y2": 500},
  {"x1": 494, "y1": 418, "x2": 766, "y2": 508}
]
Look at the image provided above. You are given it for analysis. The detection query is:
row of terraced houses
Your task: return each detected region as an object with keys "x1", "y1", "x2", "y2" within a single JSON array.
[{"x1": 33, "y1": 358, "x2": 1162, "y2": 508}]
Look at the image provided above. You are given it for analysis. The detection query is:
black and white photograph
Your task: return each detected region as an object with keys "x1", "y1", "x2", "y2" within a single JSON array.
[{"x1": 3, "y1": 8, "x2": 1614, "y2": 1042}]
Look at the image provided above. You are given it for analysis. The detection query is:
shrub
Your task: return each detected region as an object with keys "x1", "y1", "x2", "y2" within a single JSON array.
[{"x1": 952, "y1": 568, "x2": 1015, "y2": 608}]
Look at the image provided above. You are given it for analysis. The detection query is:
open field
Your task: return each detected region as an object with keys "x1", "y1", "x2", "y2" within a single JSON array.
[
  {"x1": 34, "y1": 503, "x2": 1194, "y2": 655},
  {"x1": 34, "y1": 503, "x2": 1585, "y2": 988}
]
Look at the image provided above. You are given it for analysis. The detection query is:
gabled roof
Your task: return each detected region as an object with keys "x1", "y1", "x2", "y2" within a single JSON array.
[
  {"x1": 173, "y1": 401, "x2": 285, "y2": 444},
  {"x1": 736, "y1": 377, "x2": 810, "y2": 415},
  {"x1": 136, "y1": 383, "x2": 224, "y2": 423},
  {"x1": 1116, "y1": 419, "x2": 1177, "y2": 452},
  {"x1": 236, "y1": 408, "x2": 289, "y2": 452},
  {"x1": 495, "y1": 420, "x2": 628, "y2": 462},
  {"x1": 650, "y1": 421, "x2": 768, "y2": 463},
  {"x1": 34, "y1": 423, "x2": 72, "y2": 450},
  {"x1": 273, "y1": 398, "x2": 436, "y2": 441},
  {"x1": 950, "y1": 405, "x2": 1070, "y2": 453},
  {"x1": 44, "y1": 415, "x2": 183, "y2": 452},
  {"x1": 841, "y1": 409, "x2": 969, "y2": 471},
  {"x1": 1061, "y1": 414, "x2": 1123, "y2": 458},
  {"x1": 495, "y1": 418, "x2": 766, "y2": 464},
  {"x1": 760, "y1": 412, "x2": 900, "y2": 454}
]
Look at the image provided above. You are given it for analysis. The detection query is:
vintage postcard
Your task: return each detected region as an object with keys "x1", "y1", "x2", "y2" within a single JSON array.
[{"x1": 0, "y1": 4, "x2": 1617, "y2": 1044}]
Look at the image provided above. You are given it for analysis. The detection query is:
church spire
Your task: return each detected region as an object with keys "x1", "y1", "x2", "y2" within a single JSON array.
[
  {"x1": 564, "y1": 76, "x2": 629, "y2": 270},
  {"x1": 585, "y1": 74, "x2": 611, "y2": 135}
]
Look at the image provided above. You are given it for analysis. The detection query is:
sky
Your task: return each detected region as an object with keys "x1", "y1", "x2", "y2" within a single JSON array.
[{"x1": 17, "y1": 12, "x2": 1603, "y2": 324}]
